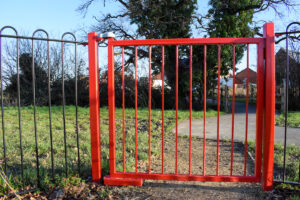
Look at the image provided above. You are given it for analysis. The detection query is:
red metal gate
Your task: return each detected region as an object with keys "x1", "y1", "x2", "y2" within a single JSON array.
[{"x1": 88, "y1": 23, "x2": 275, "y2": 191}]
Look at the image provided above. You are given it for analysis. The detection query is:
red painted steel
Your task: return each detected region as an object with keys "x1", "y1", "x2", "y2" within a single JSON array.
[
  {"x1": 189, "y1": 45, "x2": 193, "y2": 175},
  {"x1": 104, "y1": 176, "x2": 143, "y2": 186},
  {"x1": 148, "y1": 46, "x2": 152, "y2": 174},
  {"x1": 89, "y1": 26, "x2": 273, "y2": 190},
  {"x1": 108, "y1": 37, "x2": 116, "y2": 176},
  {"x1": 217, "y1": 45, "x2": 221, "y2": 176},
  {"x1": 230, "y1": 44, "x2": 235, "y2": 176},
  {"x1": 110, "y1": 38, "x2": 263, "y2": 46},
  {"x1": 88, "y1": 32, "x2": 101, "y2": 181},
  {"x1": 175, "y1": 45, "x2": 178, "y2": 175},
  {"x1": 104, "y1": 38, "x2": 143, "y2": 186},
  {"x1": 263, "y1": 23, "x2": 275, "y2": 191},
  {"x1": 255, "y1": 40, "x2": 264, "y2": 181},
  {"x1": 122, "y1": 47, "x2": 125, "y2": 173},
  {"x1": 161, "y1": 46, "x2": 165, "y2": 174},
  {"x1": 244, "y1": 44, "x2": 249, "y2": 176},
  {"x1": 135, "y1": 46, "x2": 138, "y2": 173},
  {"x1": 203, "y1": 45, "x2": 207, "y2": 176},
  {"x1": 113, "y1": 172, "x2": 260, "y2": 183}
]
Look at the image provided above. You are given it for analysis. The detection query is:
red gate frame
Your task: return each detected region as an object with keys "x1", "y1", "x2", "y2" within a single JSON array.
[{"x1": 88, "y1": 23, "x2": 275, "y2": 190}]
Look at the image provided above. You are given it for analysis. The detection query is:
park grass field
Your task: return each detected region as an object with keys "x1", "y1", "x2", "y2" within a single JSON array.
[
  {"x1": 0, "y1": 106, "x2": 299, "y2": 194},
  {"x1": 0, "y1": 106, "x2": 219, "y2": 191},
  {"x1": 275, "y1": 111, "x2": 300, "y2": 128},
  {"x1": 248, "y1": 140, "x2": 300, "y2": 183}
]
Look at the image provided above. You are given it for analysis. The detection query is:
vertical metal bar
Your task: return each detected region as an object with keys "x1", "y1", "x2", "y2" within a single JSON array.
[
  {"x1": 244, "y1": 44, "x2": 249, "y2": 176},
  {"x1": 122, "y1": 47, "x2": 125, "y2": 173},
  {"x1": 16, "y1": 37, "x2": 24, "y2": 186},
  {"x1": 134, "y1": 46, "x2": 138, "y2": 173},
  {"x1": 0, "y1": 34, "x2": 7, "y2": 175},
  {"x1": 161, "y1": 45, "x2": 165, "y2": 174},
  {"x1": 31, "y1": 29, "x2": 54, "y2": 181},
  {"x1": 217, "y1": 44, "x2": 221, "y2": 176},
  {"x1": 61, "y1": 41, "x2": 68, "y2": 177},
  {"x1": 148, "y1": 45, "x2": 152, "y2": 174},
  {"x1": 230, "y1": 44, "x2": 235, "y2": 176},
  {"x1": 189, "y1": 45, "x2": 192, "y2": 175},
  {"x1": 282, "y1": 22, "x2": 300, "y2": 182},
  {"x1": 175, "y1": 45, "x2": 178, "y2": 175},
  {"x1": 255, "y1": 41, "x2": 264, "y2": 180},
  {"x1": 32, "y1": 39, "x2": 40, "y2": 187},
  {"x1": 74, "y1": 42, "x2": 80, "y2": 175},
  {"x1": 108, "y1": 37, "x2": 116, "y2": 175},
  {"x1": 203, "y1": 45, "x2": 207, "y2": 176},
  {"x1": 88, "y1": 32, "x2": 101, "y2": 181},
  {"x1": 262, "y1": 22, "x2": 275, "y2": 191},
  {"x1": 283, "y1": 29, "x2": 289, "y2": 182},
  {"x1": 47, "y1": 39, "x2": 54, "y2": 181},
  {"x1": 61, "y1": 32, "x2": 79, "y2": 176}
]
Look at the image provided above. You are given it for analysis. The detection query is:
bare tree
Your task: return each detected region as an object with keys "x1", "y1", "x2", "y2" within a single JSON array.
[{"x1": 1, "y1": 34, "x2": 88, "y2": 106}]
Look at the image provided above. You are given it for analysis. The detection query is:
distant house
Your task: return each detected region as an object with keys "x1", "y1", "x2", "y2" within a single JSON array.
[
  {"x1": 219, "y1": 68, "x2": 257, "y2": 89},
  {"x1": 235, "y1": 68, "x2": 257, "y2": 88},
  {"x1": 152, "y1": 72, "x2": 163, "y2": 88},
  {"x1": 151, "y1": 72, "x2": 170, "y2": 89},
  {"x1": 100, "y1": 71, "x2": 133, "y2": 83},
  {"x1": 216, "y1": 69, "x2": 257, "y2": 97}
]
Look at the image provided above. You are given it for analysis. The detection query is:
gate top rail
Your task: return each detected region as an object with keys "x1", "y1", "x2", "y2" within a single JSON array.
[
  {"x1": 0, "y1": 34, "x2": 83, "y2": 44},
  {"x1": 110, "y1": 37, "x2": 264, "y2": 46}
]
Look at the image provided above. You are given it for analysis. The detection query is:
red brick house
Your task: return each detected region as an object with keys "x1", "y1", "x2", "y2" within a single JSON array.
[
  {"x1": 235, "y1": 68, "x2": 257, "y2": 88},
  {"x1": 151, "y1": 72, "x2": 170, "y2": 89}
]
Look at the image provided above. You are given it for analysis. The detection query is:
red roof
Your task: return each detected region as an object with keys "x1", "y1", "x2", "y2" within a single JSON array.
[
  {"x1": 152, "y1": 72, "x2": 162, "y2": 80},
  {"x1": 235, "y1": 68, "x2": 256, "y2": 84}
]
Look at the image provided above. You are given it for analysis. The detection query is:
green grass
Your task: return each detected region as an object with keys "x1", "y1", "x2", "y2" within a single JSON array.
[
  {"x1": 0, "y1": 106, "x2": 219, "y2": 192},
  {"x1": 276, "y1": 111, "x2": 300, "y2": 128},
  {"x1": 248, "y1": 141, "x2": 300, "y2": 182}
]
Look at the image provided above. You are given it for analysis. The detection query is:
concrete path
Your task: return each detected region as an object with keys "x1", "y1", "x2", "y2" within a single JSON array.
[{"x1": 174, "y1": 102, "x2": 300, "y2": 145}]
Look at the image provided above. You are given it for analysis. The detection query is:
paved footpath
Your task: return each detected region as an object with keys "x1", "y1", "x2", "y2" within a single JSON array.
[{"x1": 174, "y1": 102, "x2": 300, "y2": 146}]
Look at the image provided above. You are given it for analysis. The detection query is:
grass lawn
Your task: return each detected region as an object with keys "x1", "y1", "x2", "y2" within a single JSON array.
[
  {"x1": 0, "y1": 106, "x2": 219, "y2": 191},
  {"x1": 275, "y1": 111, "x2": 300, "y2": 128},
  {"x1": 248, "y1": 141, "x2": 300, "y2": 183}
]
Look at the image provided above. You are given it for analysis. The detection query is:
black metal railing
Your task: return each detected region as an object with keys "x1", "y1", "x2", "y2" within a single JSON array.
[
  {"x1": 0, "y1": 26, "x2": 87, "y2": 190},
  {"x1": 275, "y1": 22, "x2": 300, "y2": 185},
  {"x1": 283, "y1": 22, "x2": 300, "y2": 184}
]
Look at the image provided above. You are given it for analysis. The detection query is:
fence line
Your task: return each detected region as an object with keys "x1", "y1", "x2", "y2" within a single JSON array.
[
  {"x1": 0, "y1": 23, "x2": 299, "y2": 194},
  {"x1": 0, "y1": 26, "x2": 87, "y2": 191}
]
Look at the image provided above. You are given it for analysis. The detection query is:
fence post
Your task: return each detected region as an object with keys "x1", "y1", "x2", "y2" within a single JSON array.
[
  {"x1": 107, "y1": 36, "x2": 116, "y2": 176},
  {"x1": 262, "y1": 22, "x2": 275, "y2": 191},
  {"x1": 88, "y1": 32, "x2": 101, "y2": 181},
  {"x1": 282, "y1": 80, "x2": 286, "y2": 112}
]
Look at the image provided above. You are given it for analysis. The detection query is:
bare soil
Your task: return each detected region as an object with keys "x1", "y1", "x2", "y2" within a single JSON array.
[{"x1": 127, "y1": 135, "x2": 261, "y2": 200}]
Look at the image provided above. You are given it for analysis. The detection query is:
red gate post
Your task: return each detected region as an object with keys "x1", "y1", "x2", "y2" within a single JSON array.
[
  {"x1": 255, "y1": 40, "x2": 264, "y2": 182},
  {"x1": 107, "y1": 35, "x2": 116, "y2": 177},
  {"x1": 103, "y1": 33, "x2": 143, "y2": 186},
  {"x1": 262, "y1": 22, "x2": 275, "y2": 191},
  {"x1": 88, "y1": 32, "x2": 101, "y2": 181}
]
